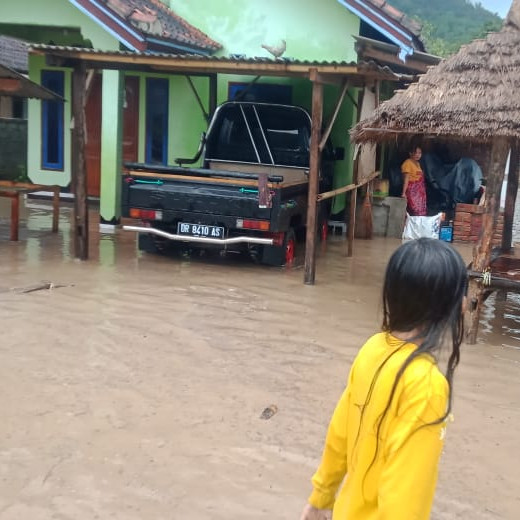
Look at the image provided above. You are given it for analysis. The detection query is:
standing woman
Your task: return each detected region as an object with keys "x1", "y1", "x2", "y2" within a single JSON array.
[{"x1": 401, "y1": 145, "x2": 427, "y2": 216}]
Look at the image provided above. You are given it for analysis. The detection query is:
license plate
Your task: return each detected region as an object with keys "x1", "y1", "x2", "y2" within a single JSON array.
[{"x1": 177, "y1": 222, "x2": 224, "y2": 239}]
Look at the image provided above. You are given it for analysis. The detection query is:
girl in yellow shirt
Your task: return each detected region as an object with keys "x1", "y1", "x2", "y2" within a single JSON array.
[{"x1": 300, "y1": 238, "x2": 467, "y2": 520}]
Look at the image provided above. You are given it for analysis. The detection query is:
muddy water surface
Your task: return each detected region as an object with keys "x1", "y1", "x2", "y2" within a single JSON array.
[{"x1": 0, "y1": 198, "x2": 519, "y2": 519}]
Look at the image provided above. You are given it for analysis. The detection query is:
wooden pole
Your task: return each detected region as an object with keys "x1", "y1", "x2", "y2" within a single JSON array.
[
  {"x1": 304, "y1": 71, "x2": 323, "y2": 285},
  {"x1": 347, "y1": 155, "x2": 358, "y2": 257},
  {"x1": 208, "y1": 74, "x2": 217, "y2": 120},
  {"x1": 468, "y1": 136, "x2": 510, "y2": 344},
  {"x1": 10, "y1": 192, "x2": 19, "y2": 241},
  {"x1": 502, "y1": 141, "x2": 519, "y2": 252},
  {"x1": 71, "y1": 61, "x2": 89, "y2": 260},
  {"x1": 52, "y1": 185, "x2": 60, "y2": 233},
  {"x1": 347, "y1": 88, "x2": 365, "y2": 257}
]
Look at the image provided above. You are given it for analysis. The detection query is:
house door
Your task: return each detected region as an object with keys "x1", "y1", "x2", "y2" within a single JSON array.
[
  {"x1": 85, "y1": 73, "x2": 102, "y2": 197},
  {"x1": 85, "y1": 75, "x2": 140, "y2": 196},
  {"x1": 123, "y1": 76, "x2": 139, "y2": 164}
]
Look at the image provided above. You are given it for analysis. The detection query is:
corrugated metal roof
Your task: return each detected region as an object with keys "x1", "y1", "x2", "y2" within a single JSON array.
[
  {"x1": 29, "y1": 44, "x2": 404, "y2": 81},
  {"x1": 0, "y1": 63, "x2": 63, "y2": 100}
]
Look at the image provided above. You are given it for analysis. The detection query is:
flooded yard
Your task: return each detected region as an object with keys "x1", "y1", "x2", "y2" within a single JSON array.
[{"x1": 0, "y1": 198, "x2": 519, "y2": 519}]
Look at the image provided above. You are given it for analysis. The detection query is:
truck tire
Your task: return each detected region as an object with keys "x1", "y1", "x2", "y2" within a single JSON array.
[{"x1": 261, "y1": 228, "x2": 296, "y2": 266}]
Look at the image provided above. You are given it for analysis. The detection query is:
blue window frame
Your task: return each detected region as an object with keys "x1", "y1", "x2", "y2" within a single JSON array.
[
  {"x1": 228, "y1": 83, "x2": 292, "y2": 104},
  {"x1": 41, "y1": 70, "x2": 65, "y2": 170},
  {"x1": 145, "y1": 78, "x2": 169, "y2": 164}
]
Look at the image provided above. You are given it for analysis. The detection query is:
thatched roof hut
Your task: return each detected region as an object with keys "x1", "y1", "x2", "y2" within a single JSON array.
[
  {"x1": 351, "y1": 2, "x2": 520, "y2": 144},
  {"x1": 351, "y1": 0, "x2": 520, "y2": 344}
]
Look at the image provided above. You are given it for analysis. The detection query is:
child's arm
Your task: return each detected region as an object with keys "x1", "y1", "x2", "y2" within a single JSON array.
[
  {"x1": 307, "y1": 380, "x2": 352, "y2": 510},
  {"x1": 378, "y1": 367, "x2": 449, "y2": 520}
]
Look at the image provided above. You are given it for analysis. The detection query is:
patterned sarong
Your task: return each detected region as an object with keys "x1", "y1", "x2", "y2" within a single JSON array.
[{"x1": 406, "y1": 178, "x2": 427, "y2": 216}]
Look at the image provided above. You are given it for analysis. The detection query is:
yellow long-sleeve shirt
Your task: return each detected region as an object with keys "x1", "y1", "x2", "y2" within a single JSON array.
[{"x1": 309, "y1": 332, "x2": 449, "y2": 519}]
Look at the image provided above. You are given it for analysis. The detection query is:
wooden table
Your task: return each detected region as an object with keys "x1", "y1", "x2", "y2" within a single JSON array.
[{"x1": 0, "y1": 181, "x2": 60, "y2": 241}]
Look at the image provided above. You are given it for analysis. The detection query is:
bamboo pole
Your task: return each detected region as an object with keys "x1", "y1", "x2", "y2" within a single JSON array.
[
  {"x1": 316, "y1": 171, "x2": 380, "y2": 202},
  {"x1": 502, "y1": 141, "x2": 519, "y2": 252},
  {"x1": 468, "y1": 137, "x2": 510, "y2": 344},
  {"x1": 304, "y1": 71, "x2": 323, "y2": 285},
  {"x1": 71, "y1": 61, "x2": 89, "y2": 260},
  {"x1": 317, "y1": 183, "x2": 356, "y2": 202}
]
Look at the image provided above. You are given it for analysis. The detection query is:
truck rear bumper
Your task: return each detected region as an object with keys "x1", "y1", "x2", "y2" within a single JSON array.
[{"x1": 123, "y1": 225, "x2": 274, "y2": 246}]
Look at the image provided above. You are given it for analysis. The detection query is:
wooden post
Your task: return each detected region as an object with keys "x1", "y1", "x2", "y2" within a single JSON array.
[
  {"x1": 347, "y1": 88, "x2": 365, "y2": 257},
  {"x1": 52, "y1": 186, "x2": 60, "y2": 233},
  {"x1": 347, "y1": 157, "x2": 358, "y2": 257},
  {"x1": 10, "y1": 192, "x2": 19, "y2": 241},
  {"x1": 208, "y1": 74, "x2": 217, "y2": 120},
  {"x1": 71, "y1": 61, "x2": 89, "y2": 260},
  {"x1": 502, "y1": 141, "x2": 519, "y2": 252},
  {"x1": 304, "y1": 71, "x2": 323, "y2": 285},
  {"x1": 468, "y1": 137, "x2": 510, "y2": 344}
]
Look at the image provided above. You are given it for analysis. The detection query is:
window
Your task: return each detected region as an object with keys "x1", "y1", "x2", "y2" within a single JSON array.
[
  {"x1": 41, "y1": 70, "x2": 64, "y2": 170},
  {"x1": 145, "y1": 78, "x2": 169, "y2": 164},
  {"x1": 228, "y1": 83, "x2": 292, "y2": 104},
  {"x1": 206, "y1": 103, "x2": 310, "y2": 167}
]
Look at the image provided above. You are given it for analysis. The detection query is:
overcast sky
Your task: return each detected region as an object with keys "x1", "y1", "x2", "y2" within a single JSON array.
[{"x1": 473, "y1": 0, "x2": 512, "y2": 17}]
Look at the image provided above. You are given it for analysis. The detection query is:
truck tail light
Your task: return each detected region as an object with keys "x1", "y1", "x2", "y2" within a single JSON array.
[
  {"x1": 236, "y1": 219, "x2": 270, "y2": 231},
  {"x1": 129, "y1": 208, "x2": 163, "y2": 220}
]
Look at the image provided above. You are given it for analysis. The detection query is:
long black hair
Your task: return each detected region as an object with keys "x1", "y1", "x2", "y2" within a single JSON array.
[
  {"x1": 382, "y1": 237, "x2": 467, "y2": 387},
  {"x1": 360, "y1": 238, "x2": 467, "y2": 490}
]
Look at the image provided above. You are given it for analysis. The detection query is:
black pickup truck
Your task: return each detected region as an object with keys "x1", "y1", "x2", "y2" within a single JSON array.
[{"x1": 122, "y1": 101, "x2": 336, "y2": 265}]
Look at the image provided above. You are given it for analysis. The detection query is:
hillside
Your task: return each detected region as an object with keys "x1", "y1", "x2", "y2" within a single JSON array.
[{"x1": 389, "y1": 0, "x2": 503, "y2": 56}]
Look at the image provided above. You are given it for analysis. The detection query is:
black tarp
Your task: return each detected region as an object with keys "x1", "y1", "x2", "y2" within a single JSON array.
[{"x1": 387, "y1": 153, "x2": 483, "y2": 213}]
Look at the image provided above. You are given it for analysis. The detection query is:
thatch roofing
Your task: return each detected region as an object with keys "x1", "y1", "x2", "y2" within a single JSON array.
[{"x1": 351, "y1": 1, "x2": 520, "y2": 144}]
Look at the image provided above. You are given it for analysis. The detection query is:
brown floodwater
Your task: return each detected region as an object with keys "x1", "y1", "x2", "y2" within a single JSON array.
[{"x1": 0, "y1": 197, "x2": 519, "y2": 519}]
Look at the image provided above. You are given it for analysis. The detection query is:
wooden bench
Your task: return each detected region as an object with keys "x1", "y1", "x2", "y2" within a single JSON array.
[{"x1": 0, "y1": 181, "x2": 60, "y2": 241}]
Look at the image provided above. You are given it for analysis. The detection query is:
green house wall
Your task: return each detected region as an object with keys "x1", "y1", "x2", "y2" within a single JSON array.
[{"x1": 4, "y1": 0, "x2": 363, "y2": 220}]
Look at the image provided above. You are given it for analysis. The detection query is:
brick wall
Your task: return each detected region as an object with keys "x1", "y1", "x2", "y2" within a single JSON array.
[
  {"x1": 0, "y1": 117, "x2": 28, "y2": 182},
  {"x1": 453, "y1": 203, "x2": 503, "y2": 245}
]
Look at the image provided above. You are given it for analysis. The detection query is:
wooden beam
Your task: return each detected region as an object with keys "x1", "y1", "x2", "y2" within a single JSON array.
[
  {"x1": 71, "y1": 61, "x2": 89, "y2": 260},
  {"x1": 233, "y1": 75, "x2": 261, "y2": 101},
  {"x1": 185, "y1": 75, "x2": 210, "y2": 123},
  {"x1": 502, "y1": 141, "x2": 519, "y2": 252},
  {"x1": 304, "y1": 73, "x2": 323, "y2": 285},
  {"x1": 208, "y1": 73, "x2": 217, "y2": 119},
  {"x1": 319, "y1": 80, "x2": 349, "y2": 152},
  {"x1": 358, "y1": 46, "x2": 430, "y2": 74},
  {"x1": 468, "y1": 136, "x2": 510, "y2": 344},
  {"x1": 34, "y1": 49, "x2": 393, "y2": 79}
]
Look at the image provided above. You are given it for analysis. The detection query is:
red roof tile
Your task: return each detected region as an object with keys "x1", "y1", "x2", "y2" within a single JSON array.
[
  {"x1": 366, "y1": 0, "x2": 422, "y2": 37},
  {"x1": 87, "y1": 0, "x2": 221, "y2": 52}
]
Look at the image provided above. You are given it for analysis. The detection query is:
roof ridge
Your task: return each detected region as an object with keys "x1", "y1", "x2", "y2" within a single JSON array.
[{"x1": 144, "y1": 0, "x2": 221, "y2": 50}]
